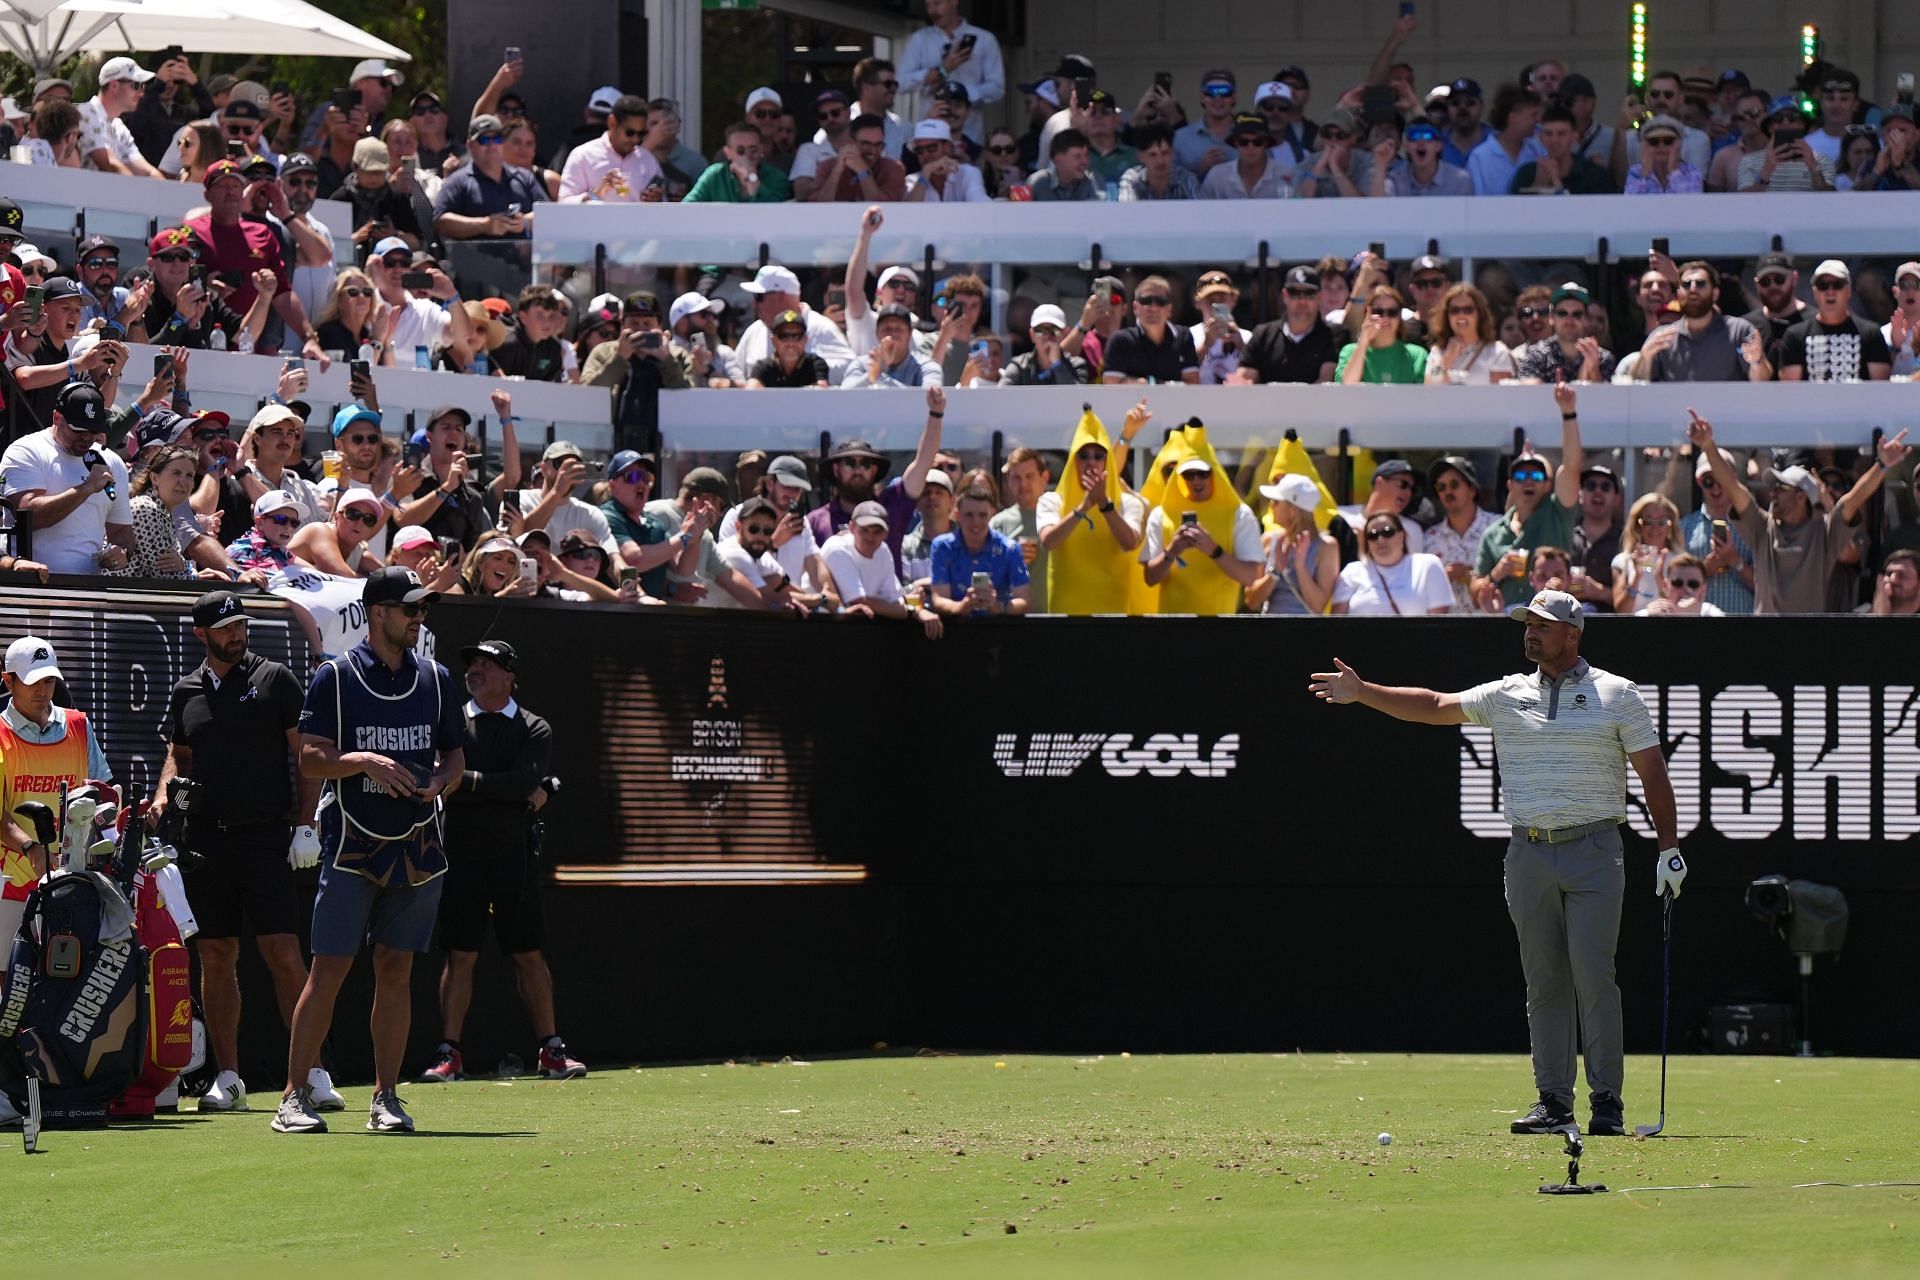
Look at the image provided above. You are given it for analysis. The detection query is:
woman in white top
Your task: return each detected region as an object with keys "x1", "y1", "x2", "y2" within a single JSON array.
[
  {"x1": 1423, "y1": 283, "x2": 1516, "y2": 385},
  {"x1": 1247, "y1": 472, "x2": 1339, "y2": 616},
  {"x1": 1331, "y1": 510, "x2": 1453, "y2": 615},
  {"x1": 1610, "y1": 492, "x2": 1684, "y2": 614}
]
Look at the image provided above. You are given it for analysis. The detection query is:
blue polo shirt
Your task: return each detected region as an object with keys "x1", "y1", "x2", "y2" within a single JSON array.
[
  {"x1": 930, "y1": 528, "x2": 1030, "y2": 613},
  {"x1": 431, "y1": 162, "x2": 549, "y2": 233}
]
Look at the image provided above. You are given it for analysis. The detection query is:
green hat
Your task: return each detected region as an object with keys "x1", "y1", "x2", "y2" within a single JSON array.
[{"x1": 1549, "y1": 281, "x2": 1592, "y2": 306}]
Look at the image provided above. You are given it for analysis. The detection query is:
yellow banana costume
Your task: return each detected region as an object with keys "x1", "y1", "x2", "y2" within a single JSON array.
[
  {"x1": 1151, "y1": 424, "x2": 1245, "y2": 616},
  {"x1": 1048, "y1": 408, "x2": 1139, "y2": 615}
]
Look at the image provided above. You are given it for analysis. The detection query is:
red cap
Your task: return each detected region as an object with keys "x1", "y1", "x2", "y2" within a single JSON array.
[
  {"x1": 202, "y1": 158, "x2": 245, "y2": 187},
  {"x1": 148, "y1": 225, "x2": 199, "y2": 256}
]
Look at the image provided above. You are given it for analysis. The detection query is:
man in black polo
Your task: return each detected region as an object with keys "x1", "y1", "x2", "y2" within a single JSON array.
[
  {"x1": 420, "y1": 640, "x2": 585, "y2": 1084},
  {"x1": 1236, "y1": 266, "x2": 1341, "y2": 384},
  {"x1": 1099, "y1": 273, "x2": 1199, "y2": 384},
  {"x1": 153, "y1": 590, "x2": 344, "y2": 1114}
]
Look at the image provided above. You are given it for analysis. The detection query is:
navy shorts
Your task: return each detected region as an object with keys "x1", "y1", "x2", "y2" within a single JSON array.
[{"x1": 310, "y1": 855, "x2": 445, "y2": 956}]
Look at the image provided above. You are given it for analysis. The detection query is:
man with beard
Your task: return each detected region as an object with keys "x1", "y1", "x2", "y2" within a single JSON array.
[
  {"x1": 1514, "y1": 283, "x2": 1614, "y2": 383},
  {"x1": 278, "y1": 153, "x2": 337, "y2": 323},
  {"x1": 0, "y1": 383, "x2": 133, "y2": 574},
  {"x1": 806, "y1": 385, "x2": 945, "y2": 575},
  {"x1": 1861, "y1": 549, "x2": 1920, "y2": 616},
  {"x1": 1637, "y1": 261, "x2": 1763, "y2": 383},
  {"x1": 74, "y1": 234, "x2": 144, "y2": 333},
  {"x1": 1776, "y1": 260, "x2": 1891, "y2": 383},
  {"x1": 185, "y1": 160, "x2": 327, "y2": 364},
  {"x1": 708, "y1": 497, "x2": 804, "y2": 611},
  {"x1": 1741, "y1": 252, "x2": 1807, "y2": 377}
]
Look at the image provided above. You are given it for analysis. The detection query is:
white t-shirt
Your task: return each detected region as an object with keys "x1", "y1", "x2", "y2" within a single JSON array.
[
  {"x1": 76, "y1": 98, "x2": 142, "y2": 171},
  {"x1": 388, "y1": 294, "x2": 453, "y2": 358},
  {"x1": 705, "y1": 536, "x2": 784, "y2": 609},
  {"x1": 821, "y1": 529, "x2": 904, "y2": 607},
  {"x1": 1332, "y1": 552, "x2": 1453, "y2": 615},
  {"x1": 1635, "y1": 600, "x2": 1725, "y2": 616},
  {"x1": 291, "y1": 213, "x2": 338, "y2": 335},
  {"x1": 1339, "y1": 506, "x2": 1427, "y2": 555},
  {"x1": 1137, "y1": 502, "x2": 1263, "y2": 563},
  {"x1": 1424, "y1": 340, "x2": 1517, "y2": 385},
  {"x1": 516, "y1": 490, "x2": 618, "y2": 555},
  {"x1": 718, "y1": 503, "x2": 821, "y2": 588},
  {"x1": 0, "y1": 429, "x2": 133, "y2": 573}
]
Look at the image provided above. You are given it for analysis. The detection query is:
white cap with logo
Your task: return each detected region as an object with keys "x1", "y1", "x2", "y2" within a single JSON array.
[{"x1": 4, "y1": 635, "x2": 61, "y2": 685}]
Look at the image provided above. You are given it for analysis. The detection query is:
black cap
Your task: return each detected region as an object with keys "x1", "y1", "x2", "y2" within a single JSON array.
[
  {"x1": 1411, "y1": 254, "x2": 1452, "y2": 275},
  {"x1": 55, "y1": 381, "x2": 104, "y2": 427},
  {"x1": 1580, "y1": 463, "x2": 1619, "y2": 483},
  {"x1": 1373, "y1": 459, "x2": 1415, "y2": 482},
  {"x1": 875, "y1": 302, "x2": 914, "y2": 322},
  {"x1": 1755, "y1": 251, "x2": 1794, "y2": 273},
  {"x1": 625, "y1": 290, "x2": 660, "y2": 315},
  {"x1": 41, "y1": 275, "x2": 84, "y2": 301},
  {"x1": 932, "y1": 80, "x2": 971, "y2": 103},
  {"x1": 1449, "y1": 77, "x2": 1483, "y2": 99},
  {"x1": 222, "y1": 98, "x2": 264, "y2": 122},
  {"x1": 1085, "y1": 88, "x2": 1117, "y2": 109},
  {"x1": 191, "y1": 589, "x2": 248, "y2": 629},
  {"x1": 460, "y1": 639, "x2": 517, "y2": 671},
  {"x1": 280, "y1": 151, "x2": 317, "y2": 175},
  {"x1": 1429, "y1": 455, "x2": 1480, "y2": 491},
  {"x1": 76, "y1": 233, "x2": 117, "y2": 258},
  {"x1": 1202, "y1": 68, "x2": 1237, "y2": 88},
  {"x1": 1718, "y1": 69, "x2": 1751, "y2": 89},
  {"x1": 1559, "y1": 73, "x2": 1596, "y2": 100},
  {"x1": 1052, "y1": 54, "x2": 1095, "y2": 79},
  {"x1": 1284, "y1": 265, "x2": 1320, "y2": 289},
  {"x1": 363, "y1": 565, "x2": 438, "y2": 608},
  {"x1": 1274, "y1": 65, "x2": 1310, "y2": 88},
  {"x1": 0, "y1": 198, "x2": 22, "y2": 235},
  {"x1": 1228, "y1": 112, "x2": 1270, "y2": 139}
]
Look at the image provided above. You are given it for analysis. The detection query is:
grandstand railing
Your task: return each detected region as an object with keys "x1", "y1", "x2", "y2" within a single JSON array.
[{"x1": 11, "y1": 164, "x2": 355, "y2": 267}]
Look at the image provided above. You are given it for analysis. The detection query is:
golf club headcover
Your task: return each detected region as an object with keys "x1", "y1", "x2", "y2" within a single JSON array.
[
  {"x1": 58, "y1": 795, "x2": 98, "y2": 870},
  {"x1": 153, "y1": 863, "x2": 199, "y2": 940},
  {"x1": 84, "y1": 838, "x2": 118, "y2": 871},
  {"x1": 1656, "y1": 848, "x2": 1686, "y2": 899}
]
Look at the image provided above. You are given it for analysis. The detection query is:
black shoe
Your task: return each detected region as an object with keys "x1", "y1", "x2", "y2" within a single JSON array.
[
  {"x1": 1510, "y1": 1093, "x2": 1575, "y2": 1134},
  {"x1": 1588, "y1": 1092, "x2": 1625, "y2": 1136}
]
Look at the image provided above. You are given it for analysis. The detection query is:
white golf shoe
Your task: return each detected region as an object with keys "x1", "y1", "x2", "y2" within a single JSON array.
[
  {"x1": 307, "y1": 1067, "x2": 346, "y2": 1112},
  {"x1": 198, "y1": 1070, "x2": 248, "y2": 1112}
]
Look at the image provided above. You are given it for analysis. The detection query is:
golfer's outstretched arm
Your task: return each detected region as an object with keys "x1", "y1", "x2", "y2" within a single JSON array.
[{"x1": 1308, "y1": 658, "x2": 1468, "y2": 725}]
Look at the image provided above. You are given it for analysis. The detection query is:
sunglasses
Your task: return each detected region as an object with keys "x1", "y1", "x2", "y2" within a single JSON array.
[
  {"x1": 1518, "y1": 305, "x2": 1549, "y2": 318},
  {"x1": 1320, "y1": 127, "x2": 1349, "y2": 141},
  {"x1": 224, "y1": 124, "x2": 257, "y2": 137},
  {"x1": 1202, "y1": 83, "x2": 1235, "y2": 98},
  {"x1": 1365, "y1": 525, "x2": 1401, "y2": 540},
  {"x1": 1642, "y1": 135, "x2": 1677, "y2": 146},
  {"x1": 1676, "y1": 278, "x2": 1714, "y2": 291},
  {"x1": 20, "y1": 264, "x2": 47, "y2": 277},
  {"x1": 877, "y1": 79, "x2": 899, "y2": 90},
  {"x1": 81, "y1": 257, "x2": 117, "y2": 270},
  {"x1": 773, "y1": 329, "x2": 805, "y2": 340},
  {"x1": 338, "y1": 507, "x2": 380, "y2": 527},
  {"x1": 472, "y1": 133, "x2": 505, "y2": 146},
  {"x1": 260, "y1": 512, "x2": 299, "y2": 527},
  {"x1": 1284, "y1": 286, "x2": 1319, "y2": 298},
  {"x1": 1511, "y1": 468, "x2": 1548, "y2": 482},
  {"x1": 1234, "y1": 137, "x2": 1272, "y2": 148},
  {"x1": 1368, "y1": 306, "x2": 1399, "y2": 317},
  {"x1": 1668, "y1": 576, "x2": 1705, "y2": 591},
  {"x1": 410, "y1": 102, "x2": 445, "y2": 115},
  {"x1": 1813, "y1": 277, "x2": 1848, "y2": 291},
  {"x1": 382, "y1": 254, "x2": 412, "y2": 268},
  {"x1": 343, "y1": 286, "x2": 374, "y2": 298},
  {"x1": 1697, "y1": 473, "x2": 1720, "y2": 489},
  {"x1": 750, "y1": 108, "x2": 781, "y2": 119},
  {"x1": 1552, "y1": 308, "x2": 1585, "y2": 320},
  {"x1": 620, "y1": 127, "x2": 645, "y2": 140},
  {"x1": 384, "y1": 601, "x2": 429, "y2": 617},
  {"x1": 153, "y1": 251, "x2": 194, "y2": 264},
  {"x1": 191, "y1": 427, "x2": 230, "y2": 442},
  {"x1": 817, "y1": 107, "x2": 847, "y2": 122},
  {"x1": 1734, "y1": 109, "x2": 1763, "y2": 122},
  {"x1": 1134, "y1": 295, "x2": 1170, "y2": 307},
  {"x1": 1405, "y1": 127, "x2": 1439, "y2": 141},
  {"x1": 986, "y1": 142, "x2": 1017, "y2": 154},
  {"x1": 1636, "y1": 515, "x2": 1671, "y2": 526},
  {"x1": 283, "y1": 174, "x2": 319, "y2": 186},
  {"x1": 1755, "y1": 272, "x2": 1791, "y2": 287},
  {"x1": 1445, "y1": 304, "x2": 1477, "y2": 316},
  {"x1": 1411, "y1": 275, "x2": 1447, "y2": 289},
  {"x1": 741, "y1": 523, "x2": 778, "y2": 537},
  {"x1": 343, "y1": 431, "x2": 382, "y2": 446},
  {"x1": 1581, "y1": 478, "x2": 1616, "y2": 492}
]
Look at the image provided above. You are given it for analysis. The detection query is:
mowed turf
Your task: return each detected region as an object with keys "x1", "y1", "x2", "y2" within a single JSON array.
[{"x1": 15, "y1": 1052, "x2": 1920, "y2": 1277}]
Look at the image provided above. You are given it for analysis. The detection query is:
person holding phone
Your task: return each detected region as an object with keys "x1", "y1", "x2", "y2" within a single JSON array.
[
  {"x1": 899, "y1": 0, "x2": 1004, "y2": 144},
  {"x1": 433, "y1": 115, "x2": 548, "y2": 240},
  {"x1": 1738, "y1": 96, "x2": 1836, "y2": 191},
  {"x1": 330, "y1": 136, "x2": 423, "y2": 247},
  {"x1": 557, "y1": 93, "x2": 662, "y2": 203},
  {"x1": 186, "y1": 161, "x2": 328, "y2": 364},
  {"x1": 126, "y1": 46, "x2": 212, "y2": 167}
]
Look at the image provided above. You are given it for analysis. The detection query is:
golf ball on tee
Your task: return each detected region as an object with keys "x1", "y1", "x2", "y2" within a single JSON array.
[{"x1": 1377, "y1": 1132, "x2": 1393, "y2": 1146}]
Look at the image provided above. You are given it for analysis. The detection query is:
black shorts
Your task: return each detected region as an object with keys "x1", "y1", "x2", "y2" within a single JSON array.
[
  {"x1": 180, "y1": 820, "x2": 300, "y2": 940},
  {"x1": 436, "y1": 842, "x2": 545, "y2": 955}
]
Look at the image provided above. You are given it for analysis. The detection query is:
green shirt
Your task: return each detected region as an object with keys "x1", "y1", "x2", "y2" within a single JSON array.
[
  {"x1": 683, "y1": 161, "x2": 793, "y2": 203},
  {"x1": 602, "y1": 498, "x2": 670, "y2": 599},
  {"x1": 1089, "y1": 143, "x2": 1140, "y2": 185},
  {"x1": 1476, "y1": 498, "x2": 1577, "y2": 606},
  {"x1": 1333, "y1": 341, "x2": 1427, "y2": 384}
]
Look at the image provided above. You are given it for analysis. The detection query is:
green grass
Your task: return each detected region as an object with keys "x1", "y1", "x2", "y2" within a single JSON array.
[{"x1": 18, "y1": 1053, "x2": 1920, "y2": 1276}]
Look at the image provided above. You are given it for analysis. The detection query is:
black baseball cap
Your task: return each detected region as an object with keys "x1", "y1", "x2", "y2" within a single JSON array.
[
  {"x1": 1052, "y1": 54, "x2": 1095, "y2": 79},
  {"x1": 280, "y1": 151, "x2": 317, "y2": 176},
  {"x1": 1284, "y1": 265, "x2": 1321, "y2": 290},
  {"x1": 1411, "y1": 254, "x2": 1452, "y2": 276},
  {"x1": 1755, "y1": 251, "x2": 1794, "y2": 273},
  {"x1": 0, "y1": 198, "x2": 21, "y2": 238},
  {"x1": 1449, "y1": 77, "x2": 1484, "y2": 99},
  {"x1": 1228, "y1": 112, "x2": 1270, "y2": 140},
  {"x1": 1274, "y1": 65, "x2": 1310, "y2": 88},
  {"x1": 1559, "y1": 73, "x2": 1597, "y2": 101},
  {"x1": 1373, "y1": 459, "x2": 1415, "y2": 483},
  {"x1": 460, "y1": 639, "x2": 517, "y2": 671},
  {"x1": 41, "y1": 275, "x2": 84, "y2": 301},
  {"x1": 222, "y1": 98, "x2": 264, "y2": 122},
  {"x1": 932, "y1": 80, "x2": 970, "y2": 104},
  {"x1": 191, "y1": 590, "x2": 248, "y2": 629},
  {"x1": 1429, "y1": 455, "x2": 1480, "y2": 491},
  {"x1": 875, "y1": 302, "x2": 913, "y2": 322},
  {"x1": 54, "y1": 381, "x2": 104, "y2": 427},
  {"x1": 76, "y1": 234, "x2": 117, "y2": 258},
  {"x1": 362, "y1": 566, "x2": 438, "y2": 608}
]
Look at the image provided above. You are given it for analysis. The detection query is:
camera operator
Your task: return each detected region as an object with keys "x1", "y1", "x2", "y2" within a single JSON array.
[
  {"x1": 155, "y1": 591, "x2": 344, "y2": 1114},
  {"x1": 422, "y1": 640, "x2": 585, "y2": 1084}
]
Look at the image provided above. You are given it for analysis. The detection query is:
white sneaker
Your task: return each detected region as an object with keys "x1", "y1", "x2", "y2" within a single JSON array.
[
  {"x1": 307, "y1": 1067, "x2": 346, "y2": 1112},
  {"x1": 0, "y1": 1090, "x2": 20, "y2": 1128},
  {"x1": 270, "y1": 1085, "x2": 327, "y2": 1134},
  {"x1": 198, "y1": 1070, "x2": 248, "y2": 1113},
  {"x1": 367, "y1": 1089, "x2": 414, "y2": 1133}
]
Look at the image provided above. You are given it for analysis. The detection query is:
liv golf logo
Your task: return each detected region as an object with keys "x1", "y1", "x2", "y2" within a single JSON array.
[
  {"x1": 993, "y1": 733, "x2": 1240, "y2": 779},
  {"x1": 1459, "y1": 684, "x2": 1920, "y2": 840}
]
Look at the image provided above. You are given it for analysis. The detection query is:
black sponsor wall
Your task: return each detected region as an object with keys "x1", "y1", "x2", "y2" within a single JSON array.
[{"x1": 8, "y1": 584, "x2": 1914, "y2": 1076}]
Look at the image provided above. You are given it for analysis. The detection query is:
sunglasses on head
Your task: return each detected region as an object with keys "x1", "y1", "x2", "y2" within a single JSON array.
[
  {"x1": 562, "y1": 542, "x2": 605, "y2": 557},
  {"x1": 1518, "y1": 305, "x2": 1549, "y2": 318}
]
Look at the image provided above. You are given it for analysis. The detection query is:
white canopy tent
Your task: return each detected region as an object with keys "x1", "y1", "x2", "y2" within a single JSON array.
[{"x1": 0, "y1": 0, "x2": 409, "y2": 76}]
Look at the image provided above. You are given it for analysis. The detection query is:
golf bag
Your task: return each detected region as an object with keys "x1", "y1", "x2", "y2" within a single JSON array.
[
  {"x1": 108, "y1": 863, "x2": 194, "y2": 1120},
  {"x1": 0, "y1": 868, "x2": 148, "y2": 1128}
]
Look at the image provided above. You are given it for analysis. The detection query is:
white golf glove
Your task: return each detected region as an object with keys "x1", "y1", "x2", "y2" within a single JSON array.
[
  {"x1": 1655, "y1": 848, "x2": 1687, "y2": 899},
  {"x1": 288, "y1": 825, "x2": 321, "y2": 871}
]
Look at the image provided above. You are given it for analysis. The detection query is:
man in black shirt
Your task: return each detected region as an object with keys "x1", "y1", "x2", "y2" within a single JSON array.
[
  {"x1": 154, "y1": 591, "x2": 342, "y2": 1114},
  {"x1": 1775, "y1": 258, "x2": 1892, "y2": 382},
  {"x1": 131, "y1": 226, "x2": 247, "y2": 350},
  {"x1": 328, "y1": 138, "x2": 423, "y2": 248},
  {"x1": 1741, "y1": 252, "x2": 1809, "y2": 378},
  {"x1": 397, "y1": 405, "x2": 492, "y2": 550},
  {"x1": 1099, "y1": 273, "x2": 1199, "y2": 384},
  {"x1": 491, "y1": 284, "x2": 566, "y2": 381},
  {"x1": 421, "y1": 641, "x2": 585, "y2": 1084},
  {"x1": 1237, "y1": 266, "x2": 1341, "y2": 384}
]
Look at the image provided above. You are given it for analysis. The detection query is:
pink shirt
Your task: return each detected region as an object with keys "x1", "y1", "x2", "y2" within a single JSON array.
[{"x1": 558, "y1": 134, "x2": 664, "y2": 203}]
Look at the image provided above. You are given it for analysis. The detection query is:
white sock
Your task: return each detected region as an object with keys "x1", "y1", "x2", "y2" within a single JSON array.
[{"x1": 215, "y1": 1069, "x2": 242, "y2": 1088}]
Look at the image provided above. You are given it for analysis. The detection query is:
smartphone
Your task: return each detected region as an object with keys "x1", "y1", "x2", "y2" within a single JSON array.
[
  {"x1": 283, "y1": 355, "x2": 305, "y2": 372},
  {"x1": 1154, "y1": 71, "x2": 1172, "y2": 94},
  {"x1": 690, "y1": 332, "x2": 708, "y2": 351},
  {"x1": 227, "y1": 139, "x2": 245, "y2": 159},
  {"x1": 162, "y1": 44, "x2": 184, "y2": 63},
  {"x1": 402, "y1": 439, "x2": 423, "y2": 468},
  {"x1": 970, "y1": 570, "x2": 992, "y2": 593},
  {"x1": 1210, "y1": 303, "x2": 1232, "y2": 322},
  {"x1": 619, "y1": 565, "x2": 639, "y2": 587},
  {"x1": 331, "y1": 89, "x2": 361, "y2": 114},
  {"x1": 1710, "y1": 517, "x2": 1730, "y2": 541},
  {"x1": 349, "y1": 358, "x2": 370, "y2": 383},
  {"x1": 21, "y1": 284, "x2": 42, "y2": 323},
  {"x1": 1181, "y1": 511, "x2": 1199, "y2": 526},
  {"x1": 1773, "y1": 126, "x2": 1803, "y2": 148},
  {"x1": 1073, "y1": 75, "x2": 1096, "y2": 105},
  {"x1": 438, "y1": 536, "x2": 462, "y2": 562},
  {"x1": 1369, "y1": 241, "x2": 1386, "y2": 260},
  {"x1": 1361, "y1": 84, "x2": 1398, "y2": 123},
  {"x1": 865, "y1": 208, "x2": 882, "y2": 230},
  {"x1": 153, "y1": 352, "x2": 172, "y2": 379},
  {"x1": 505, "y1": 45, "x2": 523, "y2": 65},
  {"x1": 638, "y1": 331, "x2": 663, "y2": 350},
  {"x1": 517, "y1": 554, "x2": 539, "y2": 586},
  {"x1": 956, "y1": 33, "x2": 976, "y2": 52},
  {"x1": 366, "y1": 219, "x2": 390, "y2": 238},
  {"x1": 970, "y1": 339, "x2": 989, "y2": 361},
  {"x1": 500, "y1": 490, "x2": 522, "y2": 515},
  {"x1": 272, "y1": 81, "x2": 291, "y2": 96},
  {"x1": 401, "y1": 270, "x2": 434, "y2": 291},
  {"x1": 1651, "y1": 237, "x2": 1670, "y2": 258}
]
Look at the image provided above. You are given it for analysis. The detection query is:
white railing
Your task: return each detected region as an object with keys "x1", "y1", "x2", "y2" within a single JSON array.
[
  {"x1": 118, "y1": 344, "x2": 614, "y2": 451},
  {"x1": 11, "y1": 163, "x2": 355, "y2": 265},
  {"x1": 531, "y1": 192, "x2": 1920, "y2": 271}
]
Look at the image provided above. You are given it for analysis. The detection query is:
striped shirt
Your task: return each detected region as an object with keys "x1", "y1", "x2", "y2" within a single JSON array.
[{"x1": 1458, "y1": 659, "x2": 1659, "y2": 829}]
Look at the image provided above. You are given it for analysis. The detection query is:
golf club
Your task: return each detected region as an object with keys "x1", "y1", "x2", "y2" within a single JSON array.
[{"x1": 1634, "y1": 890, "x2": 1675, "y2": 1138}]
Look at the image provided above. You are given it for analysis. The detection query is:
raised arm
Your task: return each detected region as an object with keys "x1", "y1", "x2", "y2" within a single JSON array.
[
  {"x1": 1551, "y1": 374, "x2": 1582, "y2": 509},
  {"x1": 1308, "y1": 657, "x2": 1469, "y2": 725},
  {"x1": 1685, "y1": 409, "x2": 1751, "y2": 516},
  {"x1": 899, "y1": 384, "x2": 945, "y2": 500},
  {"x1": 845, "y1": 206, "x2": 880, "y2": 322},
  {"x1": 1838, "y1": 429, "x2": 1913, "y2": 525}
]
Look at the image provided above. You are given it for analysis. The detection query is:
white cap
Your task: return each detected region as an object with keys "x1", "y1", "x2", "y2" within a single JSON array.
[
  {"x1": 391, "y1": 524, "x2": 435, "y2": 551},
  {"x1": 1423, "y1": 83, "x2": 1451, "y2": 106},
  {"x1": 1176, "y1": 457, "x2": 1212, "y2": 476},
  {"x1": 587, "y1": 85, "x2": 621, "y2": 114},
  {"x1": 99, "y1": 56, "x2": 154, "y2": 85},
  {"x1": 1766, "y1": 463, "x2": 1822, "y2": 502},
  {"x1": 252, "y1": 489, "x2": 301, "y2": 519},
  {"x1": 4, "y1": 635, "x2": 61, "y2": 685},
  {"x1": 13, "y1": 243, "x2": 54, "y2": 269},
  {"x1": 1693, "y1": 446, "x2": 1734, "y2": 478},
  {"x1": 1029, "y1": 303, "x2": 1068, "y2": 329},
  {"x1": 669, "y1": 290, "x2": 726, "y2": 327},
  {"x1": 349, "y1": 59, "x2": 404, "y2": 86},
  {"x1": 912, "y1": 118, "x2": 951, "y2": 143},
  {"x1": 1258, "y1": 472, "x2": 1321, "y2": 513},
  {"x1": 588, "y1": 291, "x2": 623, "y2": 315},
  {"x1": 876, "y1": 265, "x2": 920, "y2": 291},
  {"x1": 1812, "y1": 258, "x2": 1850, "y2": 283},
  {"x1": 1254, "y1": 80, "x2": 1294, "y2": 104},
  {"x1": 744, "y1": 86, "x2": 782, "y2": 112},
  {"x1": 923, "y1": 467, "x2": 955, "y2": 492},
  {"x1": 741, "y1": 264, "x2": 802, "y2": 296},
  {"x1": 336, "y1": 486, "x2": 382, "y2": 515}
]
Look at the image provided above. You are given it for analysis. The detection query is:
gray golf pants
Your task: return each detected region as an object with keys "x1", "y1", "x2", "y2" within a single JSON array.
[{"x1": 1503, "y1": 822, "x2": 1625, "y2": 1107}]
